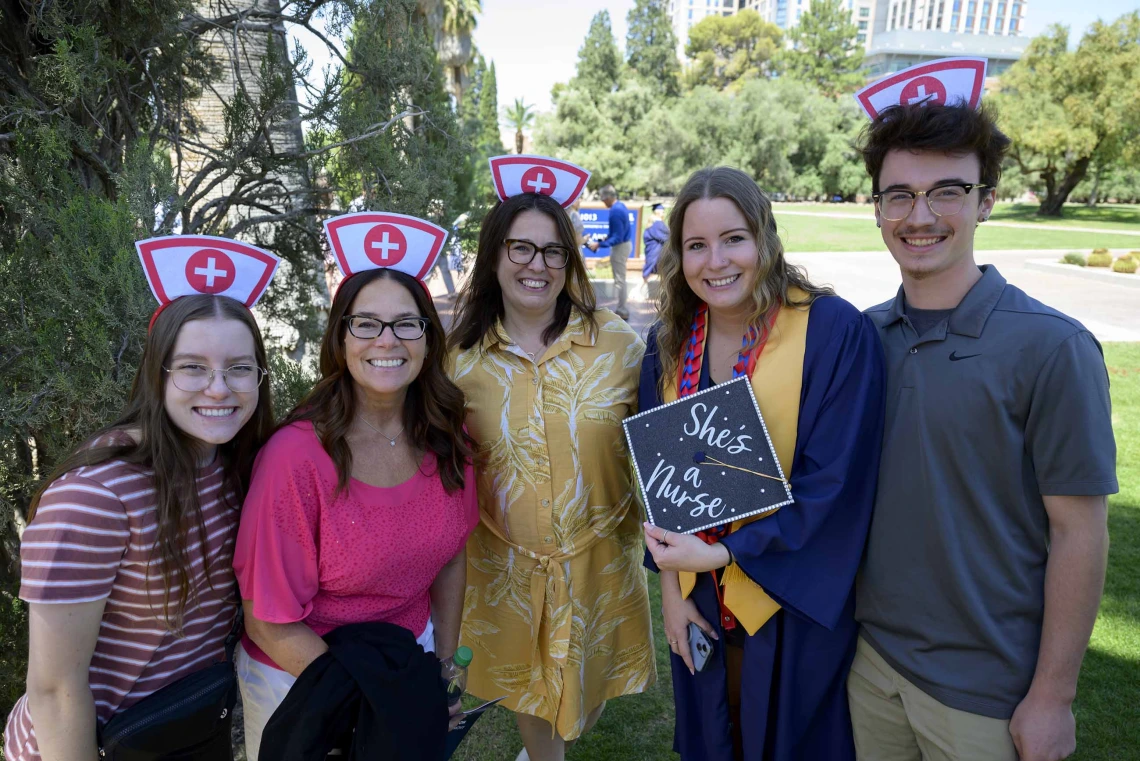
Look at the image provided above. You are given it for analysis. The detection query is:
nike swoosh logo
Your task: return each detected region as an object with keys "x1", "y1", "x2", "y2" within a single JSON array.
[{"x1": 949, "y1": 352, "x2": 981, "y2": 362}]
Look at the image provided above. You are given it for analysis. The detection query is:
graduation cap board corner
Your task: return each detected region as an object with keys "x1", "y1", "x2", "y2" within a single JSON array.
[{"x1": 623, "y1": 376, "x2": 793, "y2": 535}]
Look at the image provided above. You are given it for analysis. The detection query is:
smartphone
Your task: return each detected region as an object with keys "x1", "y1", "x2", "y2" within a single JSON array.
[{"x1": 688, "y1": 622, "x2": 714, "y2": 673}]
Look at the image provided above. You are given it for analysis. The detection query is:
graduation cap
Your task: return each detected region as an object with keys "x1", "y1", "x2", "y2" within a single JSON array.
[
  {"x1": 136, "y1": 235, "x2": 281, "y2": 330},
  {"x1": 854, "y1": 57, "x2": 988, "y2": 120},
  {"x1": 488, "y1": 155, "x2": 591, "y2": 208},
  {"x1": 322, "y1": 211, "x2": 449, "y2": 284}
]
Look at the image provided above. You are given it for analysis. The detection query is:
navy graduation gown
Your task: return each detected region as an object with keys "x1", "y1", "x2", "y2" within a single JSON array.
[{"x1": 639, "y1": 295, "x2": 886, "y2": 761}]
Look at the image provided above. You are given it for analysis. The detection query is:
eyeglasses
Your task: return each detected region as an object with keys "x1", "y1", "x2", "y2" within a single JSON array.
[
  {"x1": 164, "y1": 364, "x2": 266, "y2": 393},
  {"x1": 343, "y1": 315, "x2": 429, "y2": 341},
  {"x1": 873, "y1": 183, "x2": 992, "y2": 222},
  {"x1": 504, "y1": 239, "x2": 571, "y2": 270}
]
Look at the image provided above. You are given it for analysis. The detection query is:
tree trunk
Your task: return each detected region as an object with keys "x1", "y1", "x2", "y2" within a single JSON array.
[
  {"x1": 1038, "y1": 156, "x2": 1091, "y2": 217},
  {"x1": 1086, "y1": 164, "x2": 1101, "y2": 208},
  {"x1": 515, "y1": 130, "x2": 523, "y2": 154}
]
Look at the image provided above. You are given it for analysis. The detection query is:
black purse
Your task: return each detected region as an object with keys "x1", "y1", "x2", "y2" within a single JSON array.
[{"x1": 96, "y1": 610, "x2": 242, "y2": 761}]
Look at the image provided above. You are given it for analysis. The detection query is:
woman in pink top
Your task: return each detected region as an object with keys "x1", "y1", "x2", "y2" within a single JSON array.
[{"x1": 233, "y1": 266, "x2": 478, "y2": 760}]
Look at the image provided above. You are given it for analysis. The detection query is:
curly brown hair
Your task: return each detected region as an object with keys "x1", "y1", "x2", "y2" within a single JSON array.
[
  {"x1": 284, "y1": 268, "x2": 475, "y2": 493},
  {"x1": 655, "y1": 167, "x2": 833, "y2": 398},
  {"x1": 858, "y1": 103, "x2": 1011, "y2": 194}
]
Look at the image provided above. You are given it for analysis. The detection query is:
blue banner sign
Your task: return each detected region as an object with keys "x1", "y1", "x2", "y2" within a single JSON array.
[{"x1": 579, "y1": 205, "x2": 641, "y2": 259}]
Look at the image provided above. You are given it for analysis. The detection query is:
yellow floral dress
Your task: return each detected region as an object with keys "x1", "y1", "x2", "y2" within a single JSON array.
[{"x1": 450, "y1": 308, "x2": 656, "y2": 740}]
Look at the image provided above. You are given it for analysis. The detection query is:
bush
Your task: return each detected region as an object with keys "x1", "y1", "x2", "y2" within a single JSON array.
[
  {"x1": 1128, "y1": 251, "x2": 1140, "y2": 262},
  {"x1": 1112, "y1": 257, "x2": 1138, "y2": 274},
  {"x1": 1088, "y1": 252, "x2": 1114, "y2": 267},
  {"x1": 1061, "y1": 252, "x2": 1087, "y2": 266},
  {"x1": 1091, "y1": 248, "x2": 1109, "y2": 254},
  {"x1": 0, "y1": 586, "x2": 29, "y2": 714}
]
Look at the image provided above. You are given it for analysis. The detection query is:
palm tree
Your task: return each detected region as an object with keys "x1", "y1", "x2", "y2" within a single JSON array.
[
  {"x1": 502, "y1": 98, "x2": 536, "y2": 155},
  {"x1": 441, "y1": 0, "x2": 482, "y2": 36}
]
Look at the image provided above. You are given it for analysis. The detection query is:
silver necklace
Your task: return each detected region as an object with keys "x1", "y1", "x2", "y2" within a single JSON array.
[{"x1": 359, "y1": 414, "x2": 404, "y2": 447}]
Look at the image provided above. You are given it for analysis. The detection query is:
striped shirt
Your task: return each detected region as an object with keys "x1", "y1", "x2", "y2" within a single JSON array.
[{"x1": 3, "y1": 443, "x2": 240, "y2": 761}]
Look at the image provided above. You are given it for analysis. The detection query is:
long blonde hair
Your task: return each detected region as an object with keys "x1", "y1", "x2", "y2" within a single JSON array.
[{"x1": 655, "y1": 167, "x2": 833, "y2": 397}]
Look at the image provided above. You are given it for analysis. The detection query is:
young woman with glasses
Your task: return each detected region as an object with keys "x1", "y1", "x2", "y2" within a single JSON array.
[
  {"x1": 5, "y1": 294, "x2": 274, "y2": 761},
  {"x1": 232, "y1": 267, "x2": 478, "y2": 760},
  {"x1": 448, "y1": 192, "x2": 655, "y2": 761}
]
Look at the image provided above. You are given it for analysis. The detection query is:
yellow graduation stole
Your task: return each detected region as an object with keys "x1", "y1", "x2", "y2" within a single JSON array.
[{"x1": 663, "y1": 293, "x2": 810, "y2": 635}]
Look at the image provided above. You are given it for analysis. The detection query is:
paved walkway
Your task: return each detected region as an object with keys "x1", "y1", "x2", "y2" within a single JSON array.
[
  {"x1": 428, "y1": 249, "x2": 1140, "y2": 343},
  {"x1": 773, "y1": 209, "x2": 1140, "y2": 237}
]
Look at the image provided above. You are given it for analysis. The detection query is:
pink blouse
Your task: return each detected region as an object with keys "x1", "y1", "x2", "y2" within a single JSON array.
[{"x1": 233, "y1": 421, "x2": 477, "y2": 669}]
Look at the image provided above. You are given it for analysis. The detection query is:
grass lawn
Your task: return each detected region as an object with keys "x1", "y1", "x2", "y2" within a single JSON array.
[
  {"x1": 455, "y1": 343, "x2": 1140, "y2": 761},
  {"x1": 1074, "y1": 342, "x2": 1140, "y2": 760},
  {"x1": 774, "y1": 212, "x2": 1140, "y2": 253}
]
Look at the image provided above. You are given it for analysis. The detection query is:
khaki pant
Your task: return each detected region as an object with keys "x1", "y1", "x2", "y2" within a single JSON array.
[
  {"x1": 847, "y1": 637, "x2": 1017, "y2": 761},
  {"x1": 609, "y1": 241, "x2": 631, "y2": 316}
]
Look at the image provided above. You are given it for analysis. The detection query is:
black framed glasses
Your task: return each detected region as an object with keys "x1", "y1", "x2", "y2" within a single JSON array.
[
  {"x1": 343, "y1": 314, "x2": 429, "y2": 341},
  {"x1": 873, "y1": 183, "x2": 992, "y2": 222},
  {"x1": 163, "y1": 364, "x2": 266, "y2": 393},
  {"x1": 504, "y1": 239, "x2": 571, "y2": 269}
]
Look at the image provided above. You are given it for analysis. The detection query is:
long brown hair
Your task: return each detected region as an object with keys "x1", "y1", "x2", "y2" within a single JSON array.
[
  {"x1": 27, "y1": 295, "x2": 274, "y2": 628},
  {"x1": 284, "y1": 268, "x2": 475, "y2": 493},
  {"x1": 449, "y1": 193, "x2": 597, "y2": 351},
  {"x1": 656, "y1": 167, "x2": 833, "y2": 395}
]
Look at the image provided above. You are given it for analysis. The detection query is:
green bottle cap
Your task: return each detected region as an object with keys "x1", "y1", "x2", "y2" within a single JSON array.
[{"x1": 453, "y1": 646, "x2": 473, "y2": 668}]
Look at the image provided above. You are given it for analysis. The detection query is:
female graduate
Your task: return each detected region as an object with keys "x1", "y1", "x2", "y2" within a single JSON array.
[{"x1": 640, "y1": 167, "x2": 886, "y2": 761}]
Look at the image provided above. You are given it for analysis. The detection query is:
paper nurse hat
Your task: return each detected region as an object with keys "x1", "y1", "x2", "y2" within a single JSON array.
[
  {"x1": 322, "y1": 211, "x2": 449, "y2": 283},
  {"x1": 854, "y1": 57, "x2": 988, "y2": 120},
  {"x1": 489, "y1": 155, "x2": 591, "y2": 208},
  {"x1": 136, "y1": 235, "x2": 281, "y2": 329}
]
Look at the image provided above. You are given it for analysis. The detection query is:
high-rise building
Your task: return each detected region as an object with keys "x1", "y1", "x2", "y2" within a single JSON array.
[
  {"x1": 665, "y1": 0, "x2": 1028, "y2": 79},
  {"x1": 668, "y1": 0, "x2": 881, "y2": 54},
  {"x1": 864, "y1": 0, "x2": 1028, "y2": 78},
  {"x1": 666, "y1": 0, "x2": 741, "y2": 55}
]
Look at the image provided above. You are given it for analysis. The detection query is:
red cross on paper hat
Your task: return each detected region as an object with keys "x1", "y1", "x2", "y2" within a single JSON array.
[
  {"x1": 854, "y1": 57, "x2": 988, "y2": 120},
  {"x1": 323, "y1": 211, "x2": 448, "y2": 282},
  {"x1": 136, "y1": 235, "x2": 281, "y2": 310},
  {"x1": 489, "y1": 155, "x2": 591, "y2": 208}
]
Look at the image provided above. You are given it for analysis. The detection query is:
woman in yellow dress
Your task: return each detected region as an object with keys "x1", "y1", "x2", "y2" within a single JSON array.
[{"x1": 448, "y1": 156, "x2": 655, "y2": 761}]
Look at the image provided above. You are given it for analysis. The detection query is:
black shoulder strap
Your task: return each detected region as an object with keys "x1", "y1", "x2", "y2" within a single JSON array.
[{"x1": 224, "y1": 583, "x2": 244, "y2": 663}]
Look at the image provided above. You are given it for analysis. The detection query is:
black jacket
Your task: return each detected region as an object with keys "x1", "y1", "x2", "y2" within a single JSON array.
[{"x1": 259, "y1": 621, "x2": 448, "y2": 761}]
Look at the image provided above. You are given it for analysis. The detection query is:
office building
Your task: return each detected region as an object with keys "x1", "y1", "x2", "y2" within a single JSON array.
[
  {"x1": 666, "y1": 0, "x2": 1028, "y2": 80},
  {"x1": 864, "y1": 0, "x2": 1028, "y2": 78}
]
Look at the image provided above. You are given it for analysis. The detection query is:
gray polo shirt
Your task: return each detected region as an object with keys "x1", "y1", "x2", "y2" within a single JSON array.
[{"x1": 858, "y1": 265, "x2": 1118, "y2": 719}]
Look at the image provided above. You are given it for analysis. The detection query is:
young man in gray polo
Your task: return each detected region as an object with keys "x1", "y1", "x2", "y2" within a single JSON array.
[{"x1": 850, "y1": 103, "x2": 1117, "y2": 761}]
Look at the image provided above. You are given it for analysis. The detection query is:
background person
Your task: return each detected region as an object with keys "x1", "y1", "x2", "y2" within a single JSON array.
[
  {"x1": 4, "y1": 236, "x2": 279, "y2": 761},
  {"x1": 642, "y1": 202, "x2": 669, "y2": 281},
  {"x1": 587, "y1": 184, "x2": 632, "y2": 320},
  {"x1": 450, "y1": 156, "x2": 655, "y2": 761},
  {"x1": 233, "y1": 217, "x2": 478, "y2": 760},
  {"x1": 850, "y1": 97, "x2": 1116, "y2": 761},
  {"x1": 640, "y1": 166, "x2": 885, "y2": 761}
]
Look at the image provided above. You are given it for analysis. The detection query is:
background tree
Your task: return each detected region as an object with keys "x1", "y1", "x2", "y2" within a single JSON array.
[
  {"x1": 778, "y1": 0, "x2": 865, "y2": 96},
  {"x1": 502, "y1": 98, "x2": 537, "y2": 154},
  {"x1": 325, "y1": 1, "x2": 467, "y2": 224},
  {"x1": 683, "y1": 11, "x2": 782, "y2": 91},
  {"x1": 625, "y1": 0, "x2": 682, "y2": 96},
  {"x1": 994, "y1": 12, "x2": 1140, "y2": 216},
  {"x1": 479, "y1": 60, "x2": 502, "y2": 150},
  {"x1": 574, "y1": 11, "x2": 623, "y2": 95}
]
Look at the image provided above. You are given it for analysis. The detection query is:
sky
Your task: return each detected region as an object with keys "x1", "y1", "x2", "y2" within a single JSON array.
[{"x1": 289, "y1": 0, "x2": 1138, "y2": 118}]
